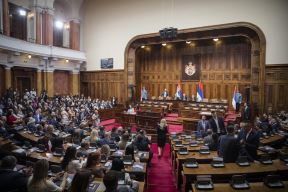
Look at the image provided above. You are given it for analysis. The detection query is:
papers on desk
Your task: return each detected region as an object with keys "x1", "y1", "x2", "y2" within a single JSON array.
[
  {"x1": 114, "y1": 150, "x2": 123, "y2": 156},
  {"x1": 132, "y1": 163, "x2": 144, "y2": 171},
  {"x1": 104, "y1": 161, "x2": 112, "y2": 168}
]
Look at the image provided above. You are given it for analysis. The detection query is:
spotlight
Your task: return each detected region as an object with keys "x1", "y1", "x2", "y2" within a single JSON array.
[
  {"x1": 186, "y1": 41, "x2": 191, "y2": 44},
  {"x1": 19, "y1": 9, "x2": 27, "y2": 16},
  {"x1": 162, "y1": 43, "x2": 167, "y2": 47},
  {"x1": 213, "y1": 38, "x2": 219, "y2": 42},
  {"x1": 65, "y1": 59, "x2": 69, "y2": 63},
  {"x1": 55, "y1": 21, "x2": 63, "y2": 29},
  {"x1": 141, "y1": 45, "x2": 145, "y2": 49},
  {"x1": 28, "y1": 55, "x2": 32, "y2": 59}
]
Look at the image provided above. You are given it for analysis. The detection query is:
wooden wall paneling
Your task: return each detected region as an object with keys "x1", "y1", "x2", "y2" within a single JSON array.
[
  {"x1": 0, "y1": 65, "x2": 5, "y2": 97},
  {"x1": 80, "y1": 70, "x2": 125, "y2": 103},
  {"x1": 12, "y1": 67, "x2": 37, "y2": 95},
  {"x1": 54, "y1": 70, "x2": 69, "y2": 95}
]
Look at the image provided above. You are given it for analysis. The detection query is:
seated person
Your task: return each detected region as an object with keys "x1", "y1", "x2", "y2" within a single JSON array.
[
  {"x1": 68, "y1": 170, "x2": 91, "y2": 192},
  {"x1": 103, "y1": 171, "x2": 139, "y2": 192},
  {"x1": 218, "y1": 125, "x2": 240, "y2": 163},
  {"x1": 127, "y1": 105, "x2": 135, "y2": 114},
  {"x1": 118, "y1": 133, "x2": 130, "y2": 150},
  {"x1": 84, "y1": 151, "x2": 106, "y2": 178},
  {"x1": 0, "y1": 155, "x2": 28, "y2": 192},
  {"x1": 161, "y1": 88, "x2": 169, "y2": 98},
  {"x1": 125, "y1": 144, "x2": 139, "y2": 162},
  {"x1": 77, "y1": 141, "x2": 90, "y2": 158},
  {"x1": 133, "y1": 135, "x2": 153, "y2": 166},
  {"x1": 100, "y1": 144, "x2": 111, "y2": 160},
  {"x1": 27, "y1": 159, "x2": 68, "y2": 192},
  {"x1": 111, "y1": 127, "x2": 120, "y2": 142},
  {"x1": 98, "y1": 132, "x2": 114, "y2": 146},
  {"x1": 62, "y1": 146, "x2": 82, "y2": 174}
]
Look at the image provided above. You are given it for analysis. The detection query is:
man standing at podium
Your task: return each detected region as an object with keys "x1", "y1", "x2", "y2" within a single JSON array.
[
  {"x1": 141, "y1": 87, "x2": 148, "y2": 101},
  {"x1": 161, "y1": 88, "x2": 169, "y2": 98}
]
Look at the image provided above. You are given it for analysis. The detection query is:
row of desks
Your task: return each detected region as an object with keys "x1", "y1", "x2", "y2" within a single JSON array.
[
  {"x1": 169, "y1": 133, "x2": 288, "y2": 192},
  {"x1": 192, "y1": 181, "x2": 288, "y2": 192}
]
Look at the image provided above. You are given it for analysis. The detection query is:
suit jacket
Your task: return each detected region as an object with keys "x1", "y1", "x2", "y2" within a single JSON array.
[
  {"x1": 243, "y1": 106, "x2": 250, "y2": 120},
  {"x1": 209, "y1": 117, "x2": 226, "y2": 134},
  {"x1": 219, "y1": 134, "x2": 240, "y2": 163},
  {"x1": 237, "y1": 128, "x2": 260, "y2": 161},
  {"x1": 0, "y1": 169, "x2": 28, "y2": 192},
  {"x1": 197, "y1": 120, "x2": 209, "y2": 136},
  {"x1": 33, "y1": 114, "x2": 42, "y2": 124}
]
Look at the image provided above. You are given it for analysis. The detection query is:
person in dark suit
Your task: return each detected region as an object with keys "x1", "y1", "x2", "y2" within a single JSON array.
[
  {"x1": 197, "y1": 115, "x2": 209, "y2": 137},
  {"x1": 0, "y1": 155, "x2": 28, "y2": 192},
  {"x1": 242, "y1": 103, "x2": 250, "y2": 121},
  {"x1": 161, "y1": 88, "x2": 169, "y2": 98},
  {"x1": 209, "y1": 111, "x2": 226, "y2": 135},
  {"x1": 33, "y1": 108, "x2": 42, "y2": 124},
  {"x1": 237, "y1": 122, "x2": 260, "y2": 161},
  {"x1": 218, "y1": 125, "x2": 240, "y2": 163}
]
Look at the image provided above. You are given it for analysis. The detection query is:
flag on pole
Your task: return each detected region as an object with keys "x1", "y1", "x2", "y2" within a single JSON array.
[
  {"x1": 232, "y1": 86, "x2": 237, "y2": 109},
  {"x1": 196, "y1": 82, "x2": 204, "y2": 102},
  {"x1": 176, "y1": 80, "x2": 183, "y2": 99},
  {"x1": 140, "y1": 84, "x2": 142, "y2": 101}
]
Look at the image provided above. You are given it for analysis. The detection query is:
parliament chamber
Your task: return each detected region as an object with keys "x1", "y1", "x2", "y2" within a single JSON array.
[{"x1": 0, "y1": 0, "x2": 288, "y2": 192}]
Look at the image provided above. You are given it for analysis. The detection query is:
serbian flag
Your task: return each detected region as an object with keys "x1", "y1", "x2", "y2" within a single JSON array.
[
  {"x1": 176, "y1": 80, "x2": 183, "y2": 98},
  {"x1": 232, "y1": 86, "x2": 237, "y2": 109},
  {"x1": 196, "y1": 82, "x2": 204, "y2": 102}
]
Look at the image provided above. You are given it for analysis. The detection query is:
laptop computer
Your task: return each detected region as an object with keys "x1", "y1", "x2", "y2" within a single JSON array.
[
  {"x1": 264, "y1": 174, "x2": 285, "y2": 188},
  {"x1": 175, "y1": 140, "x2": 183, "y2": 147},
  {"x1": 178, "y1": 147, "x2": 188, "y2": 155},
  {"x1": 199, "y1": 146, "x2": 210, "y2": 154},
  {"x1": 195, "y1": 175, "x2": 214, "y2": 190},
  {"x1": 211, "y1": 157, "x2": 225, "y2": 168},
  {"x1": 236, "y1": 156, "x2": 250, "y2": 166},
  {"x1": 184, "y1": 158, "x2": 198, "y2": 168},
  {"x1": 123, "y1": 155, "x2": 133, "y2": 165},
  {"x1": 230, "y1": 175, "x2": 250, "y2": 189}
]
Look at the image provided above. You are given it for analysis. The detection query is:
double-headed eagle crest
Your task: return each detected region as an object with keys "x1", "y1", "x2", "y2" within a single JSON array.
[{"x1": 185, "y1": 61, "x2": 196, "y2": 76}]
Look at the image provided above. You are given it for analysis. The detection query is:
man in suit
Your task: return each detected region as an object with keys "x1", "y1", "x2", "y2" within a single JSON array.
[
  {"x1": 141, "y1": 87, "x2": 148, "y2": 101},
  {"x1": 237, "y1": 122, "x2": 260, "y2": 161},
  {"x1": 218, "y1": 125, "x2": 240, "y2": 163},
  {"x1": 161, "y1": 88, "x2": 169, "y2": 98},
  {"x1": 235, "y1": 91, "x2": 242, "y2": 112},
  {"x1": 0, "y1": 155, "x2": 28, "y2": 192},
  {"x1": 242, "y1": 102, "x2": 250, "y2": 120},
  {"x1": 197, "y1": 115, "x2": 209, "y2": 137},
  {"x1": 33, "y1": 107, "x2": 42, "y2": 124},
  {"x1": 209, "y1": 111, "x2": 226, "y2": 135}
]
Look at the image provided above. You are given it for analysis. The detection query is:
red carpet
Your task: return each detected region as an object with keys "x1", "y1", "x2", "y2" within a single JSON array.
[{"x1": 146, "y1": 143, "x2": 178, "y2": 192}]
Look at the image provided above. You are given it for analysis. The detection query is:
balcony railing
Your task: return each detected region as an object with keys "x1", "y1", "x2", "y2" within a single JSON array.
[{"x1": 0, "y1": 34, "x2": 86, "y2": 61}]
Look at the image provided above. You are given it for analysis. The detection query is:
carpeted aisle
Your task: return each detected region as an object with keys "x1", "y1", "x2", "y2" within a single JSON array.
[{"x1": 146, "y1": 143, "x2": 178, "y2": 192}]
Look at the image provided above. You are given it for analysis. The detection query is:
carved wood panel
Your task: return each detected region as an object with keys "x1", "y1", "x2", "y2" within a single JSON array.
[{"x1": 80, "y1": 70, "x2": 125, "y2": 103}]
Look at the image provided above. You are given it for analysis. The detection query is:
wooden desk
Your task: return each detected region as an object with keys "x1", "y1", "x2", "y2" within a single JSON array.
[
  {"x1": 182, "y1": 160, "x2": 288, "y2": 192},
  {"x1": 93, "y1": 180, "x2": 144, "y2": 192},
  {"x1": 111, "y1": 150, "x2": 150, "y2": 163},
  {"x1": 27, "y1": 151, "x2": 63, "y2": 164},
  {"x1": 192, "y1": 181, "x2": 288, "y2": 192},
  {"x1": 18, "y1": 130, "x2": 43, "y2": 143},
  {"x1": 0, "y1": 137, "x2": 12, "y2": 147},
  {"x1": 260, "y1": 134, "x2": 285, "y2": 145}
]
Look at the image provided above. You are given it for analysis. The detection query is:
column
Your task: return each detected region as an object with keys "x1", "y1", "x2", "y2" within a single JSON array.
[
  {"x1": 42, "y1": 9, "x2": 53, "y2": 45},
  {"x1": 2, "y1": 0, "x2": 10, "y2": 36},
  {"x1": 4, "y1": 66, "x2": 11, "y2": 89},
  {"x1": 69, "y1": 19, "x2": 80, "y2": 50},
  {"x1": 35, "y1": 7, "x2": 42, "y2": 44},
  {"x1": 36, "y1": 69, "x2": 42, "y2": 95},
  {"x1": 43, "y1": 70, "x2": 54, "y2": 97},
  {"x1": 69, "y1": 71, "x2": 79, "y2": 95}
]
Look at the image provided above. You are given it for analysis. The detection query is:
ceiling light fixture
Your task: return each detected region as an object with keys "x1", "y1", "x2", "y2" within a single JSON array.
[
  {"x1": 186, "y1": 41, "x2": 191, "y2": 44},
  {"x1": 213, "y1": 38, "x2": 219, "y2": 42},
  {"x1": 28, "y1": 55, "x2": 31, "y2": 59},
  {"x1": 55, "y1": 20, "x2": 64, "y2": 29},
  {"x1": 19, "y1": 9, "x2": 27, "y2": 16},
  {"x1": 141, "y1": 45, "x2": 145, "y2": 49},
  {"x1": 162, "y1": 43, "x2": 167, "y2": 46}
]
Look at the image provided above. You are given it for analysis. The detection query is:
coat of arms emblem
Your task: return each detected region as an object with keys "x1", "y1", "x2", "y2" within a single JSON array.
[{"x1": 185, "y1": 62, "x2": 196, "y2": 76}]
